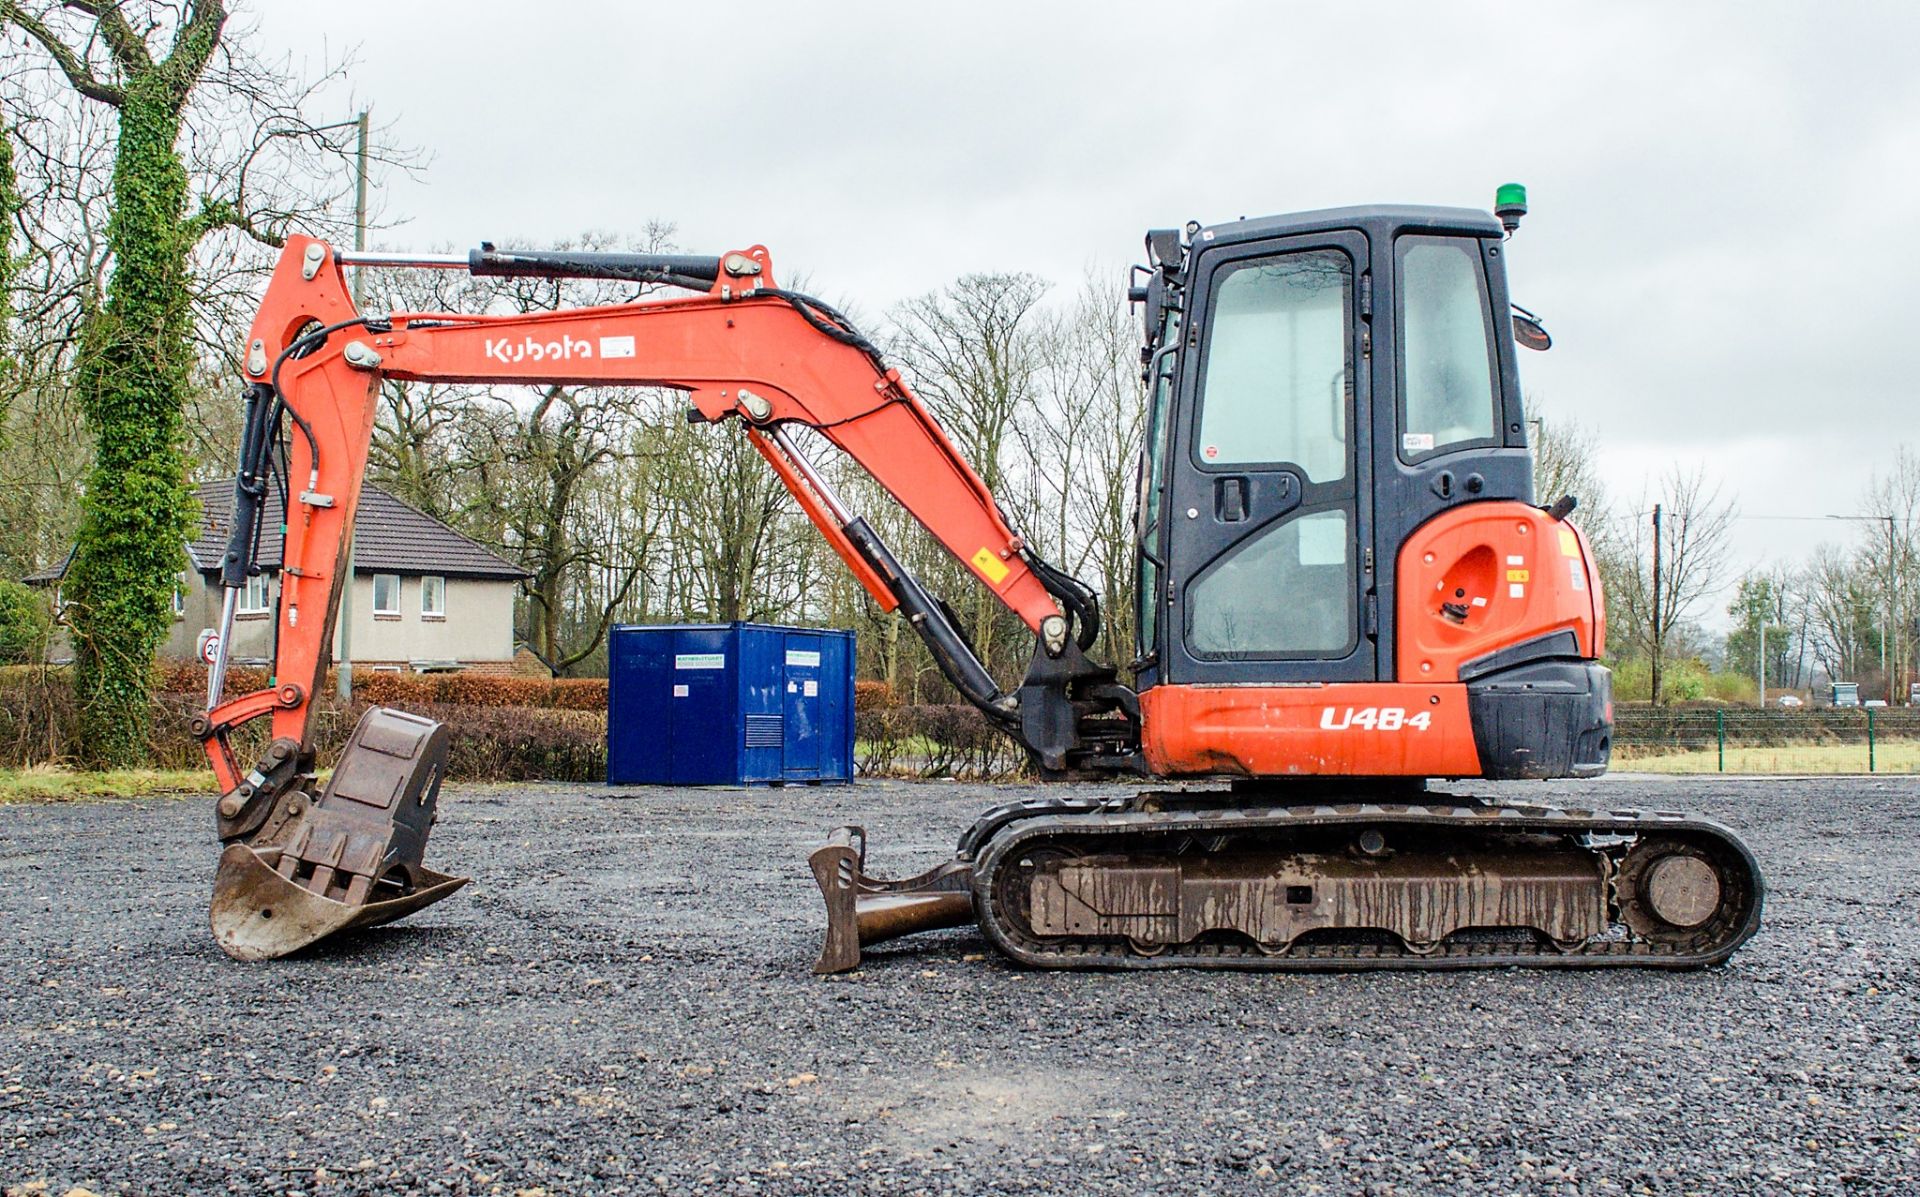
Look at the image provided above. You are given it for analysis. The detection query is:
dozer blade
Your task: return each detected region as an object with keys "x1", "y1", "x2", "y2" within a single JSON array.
[
  {"x1": 810, "y1": 826, "x2": 974, "y2": 974},
  {"x1": 211, "y1": 845, "x2": 468, "y2": 961},
  {"x1": 211, "y1": 706, "x2": 469, "y2": 961}
]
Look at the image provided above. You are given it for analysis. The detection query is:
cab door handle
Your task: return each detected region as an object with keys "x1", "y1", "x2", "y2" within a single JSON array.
[{"x1": 1215, "y1": 477, "x2": 1248, "y2": 522}]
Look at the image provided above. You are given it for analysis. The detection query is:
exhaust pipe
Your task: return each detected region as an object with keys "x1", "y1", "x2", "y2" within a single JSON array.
[{"x1": 809, "y1": 826, "x2": 975, "y2": 974}]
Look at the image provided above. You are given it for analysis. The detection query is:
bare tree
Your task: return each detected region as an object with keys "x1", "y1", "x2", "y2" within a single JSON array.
[
  {"x1": 1013, "y1": 273, "x2": 1145, "y2": 667},
  {"x1": 1610, "y1": 465, "x2": 1737, "y2": 703},
  {"x1": 1858, "y1": 447, "x2": 1920, "y2": 700},
  {"x1": 1803, "y1": 543, "x2": 1881, "y2": 688},
  {"x1": 889, "y1": 273, "x2": 1051, "y2": 671}
]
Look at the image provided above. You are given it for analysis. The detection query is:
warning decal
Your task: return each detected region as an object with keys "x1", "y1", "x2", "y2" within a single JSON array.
[{"x1": 971, "y1": 548, "x2": 1011, "y2": 585}]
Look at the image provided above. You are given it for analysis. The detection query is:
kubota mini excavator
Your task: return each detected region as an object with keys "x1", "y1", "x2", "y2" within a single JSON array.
[{"x1": 196, "y1": 187, "x2": 1762, "y2": 969}]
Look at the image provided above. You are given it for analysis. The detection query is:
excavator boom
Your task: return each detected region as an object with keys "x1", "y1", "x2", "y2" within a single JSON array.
[{"x1": 199, "y1": 236, "x2": 1130, "y2": 959}]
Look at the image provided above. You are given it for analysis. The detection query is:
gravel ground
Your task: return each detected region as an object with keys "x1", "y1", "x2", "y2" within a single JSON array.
[{"x1": 2, "y1": 774, "x2": 1916, "y2": 1196}]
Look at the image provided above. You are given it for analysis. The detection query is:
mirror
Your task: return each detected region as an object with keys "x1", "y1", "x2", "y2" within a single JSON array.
[
  {"x1": 1511, "y1": 305, "x2": 1551, "y2": 351},
  {"x1": 1146, "y1": 228, "x2": 1182, "y2": 272}
]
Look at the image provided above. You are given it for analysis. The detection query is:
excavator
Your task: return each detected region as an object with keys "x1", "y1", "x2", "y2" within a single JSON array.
[{"x1": 195, "y1": 186, "x2": 1763, "y2": 970}]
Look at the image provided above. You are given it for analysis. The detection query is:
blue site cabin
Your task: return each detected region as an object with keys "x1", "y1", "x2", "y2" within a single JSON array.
[{"x1": 607, "y1": 622, "x2": 856, "y2": 785}]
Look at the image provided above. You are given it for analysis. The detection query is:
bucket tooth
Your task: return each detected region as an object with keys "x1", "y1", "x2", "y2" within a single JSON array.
[
  {"x1": 210, "y1": 706, "x2": 468, "y2": 960},
  {"x1": 810, "y1": 826, "x2": 974, "y2": 974}
]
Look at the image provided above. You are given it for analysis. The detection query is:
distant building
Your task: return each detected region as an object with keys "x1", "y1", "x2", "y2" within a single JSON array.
[{"x1": 25, "y1": 482, "x2": 530, "y2": 674}]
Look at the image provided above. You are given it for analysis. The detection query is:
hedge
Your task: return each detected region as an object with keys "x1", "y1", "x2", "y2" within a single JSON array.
[
  {"x1": 3, "y1": 664, "x2": 1026, "y2": 782},
  {"x1": 152, "y1": 662, "x2": 608, "y2": 710}
]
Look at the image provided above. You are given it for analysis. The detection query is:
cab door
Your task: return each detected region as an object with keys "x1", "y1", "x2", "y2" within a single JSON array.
[{"x1": 1160, "y1": 232, "x2": 1375, "y2": 685}]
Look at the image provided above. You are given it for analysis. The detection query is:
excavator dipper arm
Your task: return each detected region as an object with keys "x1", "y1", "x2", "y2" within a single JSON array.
[{"x1": 198, "y1": 236, "x2": 1134, "y2": 959}]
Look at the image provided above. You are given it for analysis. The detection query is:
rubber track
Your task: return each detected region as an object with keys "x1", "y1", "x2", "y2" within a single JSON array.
[{"x1": 966, "y1": 798, "x2": 1764, "y2": 971}]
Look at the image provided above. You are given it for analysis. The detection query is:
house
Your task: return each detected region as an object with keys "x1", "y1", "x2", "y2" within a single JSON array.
[{"x1": 26, "y1": 481, "x2": 529, "y2": 674}]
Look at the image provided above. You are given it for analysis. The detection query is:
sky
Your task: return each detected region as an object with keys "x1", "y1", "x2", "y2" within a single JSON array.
[{"x1": 249, "y1": 0, "x2": 1920, "y2": 631}]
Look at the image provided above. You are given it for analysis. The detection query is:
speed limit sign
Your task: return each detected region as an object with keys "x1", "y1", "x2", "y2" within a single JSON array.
[{"x1": 197, "y1": 629, "x2": 220, "y2": 664}]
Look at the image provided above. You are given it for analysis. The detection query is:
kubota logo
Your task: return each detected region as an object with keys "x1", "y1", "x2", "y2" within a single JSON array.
[{"x1": 484, "y1": 334, "x2": 592, "y2": 363}]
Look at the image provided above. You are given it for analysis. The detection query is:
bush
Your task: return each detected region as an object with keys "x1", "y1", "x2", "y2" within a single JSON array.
[
  {"x1": 854, "y1": 679, "x2": 896, "y2": 712},
  {"x1": 0, "y1": 581, "x2": 52, "y2": 666},
  {"x1": 0, "y1": 665, "x2": 75, "y2": 767},
  {"x1": 855, "y1": 702, "x2": 1028, "y2": 780}
]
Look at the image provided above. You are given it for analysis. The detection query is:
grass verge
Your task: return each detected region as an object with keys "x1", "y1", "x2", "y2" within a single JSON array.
[
  {"x1": 0, "y1": 766, "x2": 215, "y2": 802},
  {"x1": 1618, "y1": 742, "x2": 1920, "y2": 774}
]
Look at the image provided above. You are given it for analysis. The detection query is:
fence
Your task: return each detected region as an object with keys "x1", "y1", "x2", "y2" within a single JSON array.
[{"x1": 1612, "y1": 706, "x2": 1920, "y2": 774}]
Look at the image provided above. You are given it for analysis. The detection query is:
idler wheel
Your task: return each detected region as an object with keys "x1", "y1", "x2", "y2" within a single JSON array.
[
  {"x1": 1643, "y1": 854, "x2": 1721, "y2": 929},
  {"x1": 1617, "y1": 837, "x2": 1734, "y2": 946}
]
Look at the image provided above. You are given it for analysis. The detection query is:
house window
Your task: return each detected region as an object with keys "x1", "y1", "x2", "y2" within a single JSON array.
[
  {"x1": 172, "y1": 582, "x2": 186, "y2": 620},
  {"x1": 373, "y1": 573, "x2": 402, "y2": 617},
  {"x1": 420, "y1": 575, "x2": 446, "y2": 619},
  {"x1": 238, "y1": 573, "x2": 272, "y2": 615}
]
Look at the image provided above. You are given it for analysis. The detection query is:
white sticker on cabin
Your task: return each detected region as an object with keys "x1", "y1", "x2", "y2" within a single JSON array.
[
  {"x1": 1403, "y1": 432, "x2": 1434, "y2": 453},
  {"x1": 1508, "y1": 583, "x2": 1526, "y2": 599},
  {"x1": 672, "y1": 684, "x2": 689, "y2": 697},
  {"x1": 674, "y1": 652, "x2": 725, "y2": 670},
  {"x1": 786, "y1": 649, "x2": 821, "y2": 667},
  {"x1": 804, "y1": 680, "x2": 818, "y2": 697},
  {"x1": 598, "y1": 334, "x2": 636, "y2": 358}
]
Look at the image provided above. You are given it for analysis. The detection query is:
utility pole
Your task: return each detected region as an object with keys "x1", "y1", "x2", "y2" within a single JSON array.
[
  {"x1": 1650, "y1": 503, "x2": 1663, "y2": 706},
  {"x1": 336, "y1": 108, "x2": 369, "y2": 704},
  {"x1": 1884, "y1": 514, "x2": 1896, "y2": 702}
]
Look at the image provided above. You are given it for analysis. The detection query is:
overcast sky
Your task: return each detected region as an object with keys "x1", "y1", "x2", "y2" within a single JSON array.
[{"x1": 253, "y1": 1, "x2": 1919, "y2": 631}]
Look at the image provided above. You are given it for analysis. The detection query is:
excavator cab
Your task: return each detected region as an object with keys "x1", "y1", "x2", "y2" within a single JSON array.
[{"x1": 1127, "y1": 206, "x2": 1611, "y2": 782}]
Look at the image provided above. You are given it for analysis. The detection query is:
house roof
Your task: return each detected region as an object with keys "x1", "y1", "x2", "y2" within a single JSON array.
[{"x1": 25, "y1": 482, "x2": 528, "y2": 584}]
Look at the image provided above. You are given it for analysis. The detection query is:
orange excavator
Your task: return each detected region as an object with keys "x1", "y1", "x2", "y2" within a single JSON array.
[{"x1": 197, "y1": 188, "x2": 1762, "y2": 969}]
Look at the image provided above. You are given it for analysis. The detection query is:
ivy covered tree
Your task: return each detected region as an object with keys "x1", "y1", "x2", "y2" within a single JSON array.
[
  {"x1": 0, "y1": 1, "x2": 228, "y2": 762},
  {"x1": 3, "y1": 3, "x2": 393, "y2": 763}
]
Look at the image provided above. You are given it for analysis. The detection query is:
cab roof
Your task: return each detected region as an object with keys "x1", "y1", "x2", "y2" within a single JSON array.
[{"x1": 1195, "y1": 204, "x2": 1502, "y2": 250}]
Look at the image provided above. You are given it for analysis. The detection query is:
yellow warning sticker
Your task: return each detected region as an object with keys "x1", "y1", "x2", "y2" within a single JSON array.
[
  {"x1": 972, "y1": 547, "x2": 1011, "y2": 585},
  {"x1": 1558, "y1": 527, "x2": 1580, "y2": 557},
  {"x1": 1506, "y1": 568, "x2": 1530, "y2": 583}
]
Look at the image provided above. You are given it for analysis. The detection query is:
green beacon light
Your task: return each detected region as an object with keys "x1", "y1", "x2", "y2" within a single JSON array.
[{"x1": 1494, "y1": 182, "x2": 1528, "y2": 234}]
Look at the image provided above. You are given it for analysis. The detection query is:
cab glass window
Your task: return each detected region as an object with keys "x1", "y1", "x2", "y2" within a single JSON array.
[
  {"x1": 1186, "y1": 507, "x2": 1354, "y2": 657},
  {"x1": 1134, "y1": 330, "x2": 1179, "y2": 658},
  {"x1": 1396, "y1": 237, "x2": 1498, "y2": 460},
  {"x1": 1193, "y1": 251, "x2": 1351, "y2": 482}
]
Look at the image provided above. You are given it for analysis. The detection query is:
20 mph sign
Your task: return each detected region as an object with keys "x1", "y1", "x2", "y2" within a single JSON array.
[{"x1": 197, "y1": 629, "x2": 220, "y2": 664}]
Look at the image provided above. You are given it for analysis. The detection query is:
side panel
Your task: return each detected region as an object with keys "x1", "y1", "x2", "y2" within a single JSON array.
[
  {"x1": 739, "y1": 626, "x2": 785, "y2": 783},
  {"x1": 669, "y1": 626, "x2": 738, "y2": 785},
  {"x1": 823, "y1": 631, "x2": 856, "y2": 782},
  {"x1": 1396, "y1": 501, "x2": 1601, "y2": 682},
  {"x1": 780, "y1": 630, "x2": 825, "y2": 780},
  {"x1": 1141, "y1": 683, "x2": 1483, "y2": 778},
  {"x1": 607, "y1": 627, "x2": 673, "y2": 785}
]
